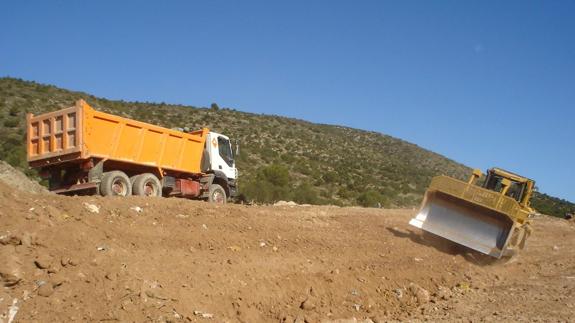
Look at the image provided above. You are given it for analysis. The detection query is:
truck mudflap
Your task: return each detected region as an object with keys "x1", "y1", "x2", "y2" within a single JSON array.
[{"x1": 409, "y1": 191, "x2": 515, "y2": 258}]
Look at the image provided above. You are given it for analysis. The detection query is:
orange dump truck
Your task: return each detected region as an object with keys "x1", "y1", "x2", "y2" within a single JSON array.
[{"x1": 26, "y1": 100, "x2": 238, "y2": 203}]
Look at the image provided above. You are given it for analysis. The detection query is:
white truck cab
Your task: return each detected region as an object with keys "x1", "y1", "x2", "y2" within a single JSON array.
[
  {"x1": 200, "y1": 132, "x2": 238, "y2": 201},
  {"x1": 205, "y1": 132, "x2": 237, "y2": 180}
]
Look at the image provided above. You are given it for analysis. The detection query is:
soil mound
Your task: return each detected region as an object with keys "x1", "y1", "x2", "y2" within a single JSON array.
[{"x1": 0, "y1": 161, "x2": 47, "y2": 194}]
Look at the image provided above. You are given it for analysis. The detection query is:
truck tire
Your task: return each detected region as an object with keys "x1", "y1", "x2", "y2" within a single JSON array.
[
  {"x1": 100, "y1": 171, "x2": 132, "y2": 197},
  {"x1": 132, "y1": 173, "x2": 162, "y2": 197},
  {"x1": 208, "y1": 184, "x2": 226, "y2": 204}
]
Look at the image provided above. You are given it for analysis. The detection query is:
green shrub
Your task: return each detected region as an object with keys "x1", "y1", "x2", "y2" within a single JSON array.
[
  {"x1": 3, "y1": 118, "x2": 19, "y2": 127},
  {"x1": 293, "y1": 182, "x2": 319, "y2": 204},
  {"x1": 357, "y1": 190, "x2": 386, "y2": 208}
]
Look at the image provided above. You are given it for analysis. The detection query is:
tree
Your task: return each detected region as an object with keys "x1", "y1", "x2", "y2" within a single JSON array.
[{"x1": 210, "y1": 103, "x2": 220, "y2": 111}]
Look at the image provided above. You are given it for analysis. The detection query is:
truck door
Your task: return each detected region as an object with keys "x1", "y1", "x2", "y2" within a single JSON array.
[{"x1": 207, "y1": 133, "x2": 236, "y2": 179}]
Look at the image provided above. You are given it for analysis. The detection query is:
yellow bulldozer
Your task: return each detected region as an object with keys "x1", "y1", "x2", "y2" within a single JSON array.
[{"x1": 410, "y1": 168, "x2": 536, "y2": 258}]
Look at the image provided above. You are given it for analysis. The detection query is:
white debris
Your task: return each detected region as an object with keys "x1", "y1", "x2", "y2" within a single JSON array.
[
  {"x1": 202, "y1": 224, "x2": 208, "y2": 230},
  {"x1": 7, "y1": 298, "x2": 19, "y2": 323},
  {"x1": 175, "y1": 214, "x2": 190, "y2": 219},
  {"x1": 259, "y1": 242, "x2": 266, "y2": 247},
  {"x1": 97, "y1": 246, "x2": 107, "y2": 251},
  {"x1": 83, "y1": 203, "x2": 100, "y2": 214},
  {"x1": 193, "y1": 310, "x2": 214, "y2": 319},
  {"x1": 414, "y1": 257, "x2": 423, "y2": 262},
  {"x1": 130, "y1": 206, "x2": 143, "y2": 213}
]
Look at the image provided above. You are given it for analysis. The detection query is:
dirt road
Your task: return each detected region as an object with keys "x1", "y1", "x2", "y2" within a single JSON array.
[{"x1": 1, "y1": 182, "x2": 574, "y2": 322}]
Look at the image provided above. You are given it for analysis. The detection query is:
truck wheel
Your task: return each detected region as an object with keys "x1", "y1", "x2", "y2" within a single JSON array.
[
  {"x1": 208, "y1": 184, "x2": 226, "y2": 204},
  {"x1": 132, "y1": 173, "x2": 162, "y2": 197},
  {"x1": 100, "y1": 171, "x2": 132, "y2": 197}
]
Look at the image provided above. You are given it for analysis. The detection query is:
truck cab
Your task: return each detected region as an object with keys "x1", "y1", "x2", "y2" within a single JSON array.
[
  {"x1": 202, "y1": 132, "x2": 238, "y2": 199},
  {"x1": 205, "y1": 132, "x2": 237, "y2": 180}
]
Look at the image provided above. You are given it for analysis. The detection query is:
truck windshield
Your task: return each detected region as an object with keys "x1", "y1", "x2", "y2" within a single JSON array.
[{"x1": 218, "y1": 137, "x2": 234, "y2": 166}]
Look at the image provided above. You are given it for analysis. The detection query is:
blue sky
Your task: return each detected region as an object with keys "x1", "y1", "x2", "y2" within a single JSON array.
[{"x1": 1, "y1": 1, "x2": 574, "y2": 202}]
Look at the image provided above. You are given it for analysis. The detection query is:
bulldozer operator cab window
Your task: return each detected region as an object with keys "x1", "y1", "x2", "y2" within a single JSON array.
[
  {"x1": 506, "y1": 182, "x2": 526, "y2": 202},
  {"x1": 484, "y1": 175, "x2": 525, "y2": 202},
  {"x1": 218, "y1": 137, "x2": 234, "y2": 167},
  {"x1": 484, "y1": 175, "x2": 504, "y2": 192}
]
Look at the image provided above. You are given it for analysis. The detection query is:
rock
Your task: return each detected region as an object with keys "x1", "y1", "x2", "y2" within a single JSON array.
[
  {"x1": 145, "y1": 289, "x2": 169, "y2": 300},
  {"x1": 21, "y1": 232, "x2": 37, "y2": 247},
  {"x1": 129, "y1": 206, "x2": 143, "y2": 213},
  {"x1": 435, "y1": 286, "x2": 453, "y2": 300},
  {"x1": 228, "y1": 245, "x2": 242, "y2": 252},
  {"x1": 35, "y1": 254, "x2": 53, "y2": 270},
  {"x1": 37, "y1": 283, "x2": 54, "y2": 297},
  {"x1": 0, "y1": 234, "x2": 21, "y2": 246},
  {"x1": 44, "y1": 205, "x2": 64, "y2": 219},
  {"x1": 0, "y1": 248, "x2": 22, "y2": 287},
  {"x1": 193, "y1": 310, "x2": 214, "y2": 319},
  {"x1": 104, "y1": 271, "x2": 116, "y2": 281},
  {"x1": 51, "y1": 274, "x2": 68, "y2": 287},
  {"x1": 300, "y1": 298, "x2": 316, "y2": 310},
  {"x1": 274, "y1": 201, "x2": 297, "y2": 206},
  {"x1": 60, "y1": 256, "x2": 70, "y2": 267},
  {"x1": 409, "y1": 283, "x2": 430, "y2": 305},
  {"x1": 83, "y1": 203, "x2": 100, "y2": 214},
  {"x1": 0, "y1": 271, "x2": 21, "y2": 287},
  {"x1": 176, "y1": 214, "x2": 190, "y2": 219},
  {"x1": 68, "y1": 258, "x2": 80, "y2": 266},
  {"x1": 294, "y1": 314, "x2": 305, "y2": 323}
]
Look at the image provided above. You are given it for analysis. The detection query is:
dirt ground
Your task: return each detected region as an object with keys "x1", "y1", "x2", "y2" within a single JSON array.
[{"x1": 1, "y1": 181, "x2": 574, "y2": 323}]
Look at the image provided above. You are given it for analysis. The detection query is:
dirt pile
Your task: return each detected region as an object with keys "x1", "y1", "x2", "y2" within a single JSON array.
[
  {"x1": 0, "y1": 161, "x2": 47, "y2": 194},
  {"x1": 0, "y1": 181, "x2": 574, "y2": 322}
]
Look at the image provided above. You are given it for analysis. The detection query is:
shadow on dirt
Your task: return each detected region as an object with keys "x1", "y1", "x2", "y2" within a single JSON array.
[{"x1": 387, "y1": 227, "x2": 509, "y2": 266}]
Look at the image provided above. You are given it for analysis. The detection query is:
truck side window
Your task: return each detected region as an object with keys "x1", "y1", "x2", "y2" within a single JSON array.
[{"x1": 218, "y1": 137, "x2": 234, "y2": 167}]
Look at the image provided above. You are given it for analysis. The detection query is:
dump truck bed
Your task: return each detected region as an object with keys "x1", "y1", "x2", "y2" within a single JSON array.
[{"x1": 27, "y1": 100, "x2": 209, "y2": 175}]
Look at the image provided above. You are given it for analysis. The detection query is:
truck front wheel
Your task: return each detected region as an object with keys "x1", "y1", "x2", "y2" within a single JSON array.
[
  {"x1": 100, "y1": 171, "x2": 132, "y2": 197},
  {"x1": 208, "y1": 184, "x2": 226, "y2": 204},
  {"x1": 132, "y1": 173, "x2": 162, "y2": 197}
]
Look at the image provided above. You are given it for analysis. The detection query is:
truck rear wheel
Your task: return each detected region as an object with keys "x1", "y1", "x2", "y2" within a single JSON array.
[
  {"x1": 208, "y1": 184, "x2": 226, "y2": 204},
  {"x1": 132, "y1": 173, "x2": 162, "y2": 197},
  {"x1": 100, "y1": 171, "x2": 132, "y2": 197}
]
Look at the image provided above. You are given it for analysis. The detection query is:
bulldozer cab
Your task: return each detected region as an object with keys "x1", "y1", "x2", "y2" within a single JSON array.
[
  {"x1": 409, "y1": 168, "x2": 535, "y2": 258},
  {"x1": 483, "y1": 168, "x2": 534, "y2": 208}
]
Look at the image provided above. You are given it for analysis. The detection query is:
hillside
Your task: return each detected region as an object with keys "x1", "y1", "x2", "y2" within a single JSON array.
[{"x1": 0, "y1": 77, "x2": 572, "y2": 215}]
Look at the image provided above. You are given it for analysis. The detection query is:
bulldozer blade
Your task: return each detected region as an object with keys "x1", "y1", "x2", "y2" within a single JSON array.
[{"x1": 409, "y1": 192, "x2": 515, "y2": 258}]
